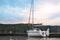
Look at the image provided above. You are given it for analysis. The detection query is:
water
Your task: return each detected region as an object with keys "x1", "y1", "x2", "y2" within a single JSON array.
[{"x1": 0, "y1": 36, "x2": 60, "y2": 40}]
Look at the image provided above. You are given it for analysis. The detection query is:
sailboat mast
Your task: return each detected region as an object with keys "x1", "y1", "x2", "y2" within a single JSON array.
[
  {"x1": 28, "y1": 0, "x2": 34, "y2": 25},
  {"x1": 28, "y1": 0, "x2": 34, "y2": 29},
  {"x1": 32, "y1": 0, "x2": 34, "y2": 25}
]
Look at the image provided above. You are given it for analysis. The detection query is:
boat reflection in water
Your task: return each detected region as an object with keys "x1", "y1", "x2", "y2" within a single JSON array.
[
  {"x1": 0, "y1": 36, "x2": 60, "y2": 40},
  {"x1": 27, "y1": 37, "x2": 60, "y2": 40}
]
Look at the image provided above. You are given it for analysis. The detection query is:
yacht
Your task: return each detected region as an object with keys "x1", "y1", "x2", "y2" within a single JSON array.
[
  {"x1": 27, "y1": 0, "x2": 49, "y2": 37},
  {"x1": 27, "y1": 28, "x2": 49, "y2": 37}
]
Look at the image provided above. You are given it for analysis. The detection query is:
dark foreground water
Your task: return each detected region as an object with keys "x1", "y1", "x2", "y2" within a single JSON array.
[{"x1": 0, "y1": 36, "x2": 60, "y2": 40}]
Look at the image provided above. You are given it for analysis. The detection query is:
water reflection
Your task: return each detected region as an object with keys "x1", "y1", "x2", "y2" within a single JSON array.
[
  {"x1": 27, "y1": 37, "x2": 60, "y2": 40},
  {"x1": 9, "y1": 36, "x2": 27, "y2": 40},
  {"x1": 0, "y1": 36, "x2": 60, "y2": 40},
  {"x1": 27, "y1": 37, "x2": 47, "y2": 40},
  {"x1": 0, "y1": 36, "x2": 27, "y2": 40}
]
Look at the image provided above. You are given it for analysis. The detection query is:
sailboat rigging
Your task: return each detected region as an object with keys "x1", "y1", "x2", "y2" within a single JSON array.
[{"x1": 27, "y1": 0, "x2": 49, "y2": 37}]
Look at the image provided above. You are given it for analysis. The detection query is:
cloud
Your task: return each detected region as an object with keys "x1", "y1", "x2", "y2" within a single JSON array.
[
  {"x1": 0, "y1": 0, "x2": 31, "y2": 24},
  {"x1": 0, "y1": 0, "x2": 60, "y2": 25},
  {"x1": 33, "y1": 0, "x2": 60, "y2": 25},
  {"x1": 0, "y1": 5, "x2": 30, "y2": 24},
  {"x1": 45, "y1": 17, "x2": 60, "y2": 25}
]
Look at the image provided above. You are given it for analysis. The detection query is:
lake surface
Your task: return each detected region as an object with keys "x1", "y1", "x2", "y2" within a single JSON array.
[{"x1": 0, "y1": 36, "x2": 60, "y2": 40}]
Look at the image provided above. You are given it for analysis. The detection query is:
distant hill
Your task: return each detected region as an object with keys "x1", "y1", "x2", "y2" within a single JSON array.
[{"x1": 0, "y1": 24, "x2": 60, "y2": 34}]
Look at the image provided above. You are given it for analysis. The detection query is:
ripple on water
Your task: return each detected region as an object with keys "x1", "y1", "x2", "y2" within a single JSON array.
[{"x1": 0, "y1": 36, "x2": 60, "y2": 40}]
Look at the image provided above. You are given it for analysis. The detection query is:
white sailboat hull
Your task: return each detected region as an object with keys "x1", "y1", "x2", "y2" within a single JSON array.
[
  {"x1": 27, "y1": 31, "x2": 41, "y2": 36},
  {"x1": 27, "y1": 28, "x2": 49, "y2": 37}
]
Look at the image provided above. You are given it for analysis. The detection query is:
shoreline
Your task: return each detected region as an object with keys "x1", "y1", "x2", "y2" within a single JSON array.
[{"x1": 0, "y1": 34, "x2": 60, "y2": 37}]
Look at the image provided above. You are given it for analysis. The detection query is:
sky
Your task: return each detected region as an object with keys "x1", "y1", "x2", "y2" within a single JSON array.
[{"x1": 0, "y1": 0, "x2": 60, "y2": 25}]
